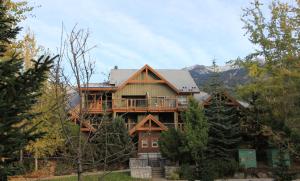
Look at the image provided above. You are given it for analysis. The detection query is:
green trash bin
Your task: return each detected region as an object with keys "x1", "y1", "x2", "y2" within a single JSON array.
[
  {"x1": 238, "y1": 149, "x2": 257, "y2": 169},
  {"x1": 267, "y1": 149, "x2": 291, "y2": 167}
]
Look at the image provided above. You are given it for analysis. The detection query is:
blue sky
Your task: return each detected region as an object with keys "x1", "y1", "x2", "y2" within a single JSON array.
[{"x1": 21, "y1": 0, "x2": 260, "y2": 79}]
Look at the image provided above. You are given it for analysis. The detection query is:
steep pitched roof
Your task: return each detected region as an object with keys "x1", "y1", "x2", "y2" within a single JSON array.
[{"x1": 110, "y1": 65, "x2": 199, "y2": 93}]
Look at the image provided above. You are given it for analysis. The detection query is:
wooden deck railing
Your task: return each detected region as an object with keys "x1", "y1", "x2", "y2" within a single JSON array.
[
  {"x1": 85, "y1": 97, "x2": 182, "y2": 113},
  {"x1": 113, "y1": 98, "x2": 177, "y2": 112}
]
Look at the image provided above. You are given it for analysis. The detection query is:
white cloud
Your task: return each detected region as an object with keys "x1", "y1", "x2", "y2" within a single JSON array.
[{"x1": 21, "y1": 0, "x2": 256, "y2": 77}]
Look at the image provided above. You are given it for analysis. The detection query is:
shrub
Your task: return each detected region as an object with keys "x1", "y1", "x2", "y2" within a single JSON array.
[
  {"x1": 201, "y1": 159, "x2": 239, "y2": 181},
  {"x1": 54, "y1": 159, "x2": 75, "y2": 176},
  {"x1": 272, "y1": 151, "x2": 294, "y2": 181},
  {"x1": 179, "y1": 164, "x2": 195, "y2": 181}
]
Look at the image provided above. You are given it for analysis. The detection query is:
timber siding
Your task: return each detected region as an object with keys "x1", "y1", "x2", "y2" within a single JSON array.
[{"x1": 113, "y1": 83, "x2": 177, "y2": 99}]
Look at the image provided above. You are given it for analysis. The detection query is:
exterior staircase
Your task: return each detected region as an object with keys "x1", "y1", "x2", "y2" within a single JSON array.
[
  {"x1": 152, "y1": 167, "x2": 164, "y2": 178},
  {"x1": 149, "y1": 159, "x2": 164, "y2": 178}
]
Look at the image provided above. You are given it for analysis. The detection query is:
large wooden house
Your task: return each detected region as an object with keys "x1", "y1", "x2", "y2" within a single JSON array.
[{"x1": 76, "y1": 64, "x2": 200, "y2": 158}]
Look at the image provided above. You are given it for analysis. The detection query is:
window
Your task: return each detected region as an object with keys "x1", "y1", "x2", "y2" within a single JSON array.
[
  {"x1": 178, "y1": 96, "x2": 188, "y2": 105},
  {"x1": 152, "y1": 139, "x2": 159, "y2": 148},
  {"x1": 141, "y1": 139, "x2": 148, "y2": 148}
]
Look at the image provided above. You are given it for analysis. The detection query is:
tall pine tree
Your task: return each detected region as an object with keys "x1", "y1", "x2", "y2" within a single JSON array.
[
  {"x1": 202, "y1": 61, "x2": 241, "y2": 179},
  {"x1": 0, "y1": 1, "x2": 57, "y2": 179}
]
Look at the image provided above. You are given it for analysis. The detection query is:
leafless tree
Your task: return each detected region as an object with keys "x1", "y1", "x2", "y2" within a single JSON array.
[{"x1": 51, "y1": 24, "x2": 135, "y2": 181}]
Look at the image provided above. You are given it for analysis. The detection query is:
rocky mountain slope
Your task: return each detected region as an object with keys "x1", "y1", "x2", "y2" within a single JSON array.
[{"x1": 184, "y1": 64, "x2": 249, "y2": 91}]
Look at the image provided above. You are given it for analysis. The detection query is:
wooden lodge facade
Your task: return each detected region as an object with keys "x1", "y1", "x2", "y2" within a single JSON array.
[{"x1": 76, "y1": 64, "x2": 200, "y2": 157}]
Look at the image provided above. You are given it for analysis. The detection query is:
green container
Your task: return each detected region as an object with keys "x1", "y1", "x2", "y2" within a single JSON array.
[
  {"x1": 267, "y1": 149, "x2": 291, "y2": 167},
  {"x1": 238, "y1": 149, "x2": 257, "y2": 169}
]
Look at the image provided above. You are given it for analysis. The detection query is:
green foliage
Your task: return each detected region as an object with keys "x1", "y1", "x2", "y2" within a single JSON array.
[
  {"x1": 205, "y1": 93, "x2": 241, "y2": 161},
  {"x1": 178, "y1": 164, "x2": 195, "y2": 181},
  {"x1": 25, "y1": 83, "x2": 65, "y2": 159},
  {"x1": 159, "y1": 128, "x2": 191, "y2": 164},
  {"x1": 46, "y1": 172, "x2": 147, "y2": 181},
  {"x1": 182, "y1": 97, "x2": 209, "y2": 178},
  {"x1": 168, "y1": 171, "x2": 180, "y2": 180},
  {"x1": 54, "y1": 159, "x2": 76, "y2": 176},
  {"x1": 62, "y1": 116, "x2": 135, "y2": 170},
  {"x1": 273, "y1": 150, "x2": 294, "y2": 181},
  {"x1": 159, "y1": 97, "x2": 208, "y2": 178},
  {"x1": 235, "y1": 0, "x2": 300, "y2": 154},
  {"x1": 0, "y1": 1, "x2": 21, "y2": 56},
  {"x1": 183, "y1": 97, "x2": 208, "y2": 160},
  {"x1": 201, "y1": 159, "x2": 239, "y2": 181},
  {"x1": 204, "y1": 63, "x2": 241, "y2": 162},
  {"x1": 202, "y1": 61, "x2": 241, "y2": 179},
  {"x1": 89, "y1": 116, "x2": 135, "y2": 166},
  {"x1": 0, "y1": 1, "x2": 57, "y2": 178}
]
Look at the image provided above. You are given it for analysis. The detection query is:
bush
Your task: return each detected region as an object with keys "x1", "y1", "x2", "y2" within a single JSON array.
[
  {"x1": 54, "y1": 159, "x2": 75, "y2": 176},
  {"x1": 169, "y1": 172, "x2": 180, "y2": 180},
  {"x1": 201, "y1": 159, "x2": 239, "y2": 181},
  {"x1": 179, "y1": 164, "x2": 195, "y2": 181},
  {"x1": 272, "y1": 151, "x2": 294, "y2": 181},
  {"x1": 6, "y1": 159, "x2": 35, "y2": 176}
]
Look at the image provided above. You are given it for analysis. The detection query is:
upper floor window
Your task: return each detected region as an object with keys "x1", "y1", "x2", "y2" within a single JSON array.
[{"x1": 178, "y1": 96, "x2": 188, "y2": 105}]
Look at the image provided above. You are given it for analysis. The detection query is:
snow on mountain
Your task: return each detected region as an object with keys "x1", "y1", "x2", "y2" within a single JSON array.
[{"x1": 183, "y1": 64, "x2": 238, "y2": 73}]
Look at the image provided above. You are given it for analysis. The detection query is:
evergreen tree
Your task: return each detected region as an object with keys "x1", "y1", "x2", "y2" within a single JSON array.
[
  {"x1": 202, "y1": 61, "x2": 241, "y2": 180},
  {"x1": 182, "y1": 97, "x2": 208, "y2": 178},
  {"x1": 0, "y1": 1, "x2": 57, "y2": 179},
  {"x1": 159, "y1": 128, "x2": 191, "y2": 164},
  {"x1": 205, "y1": 92, "x2": 241, "y2": 161},
  {"x1": 0, "y1": 1, "x2": 20, "y2": 56}
]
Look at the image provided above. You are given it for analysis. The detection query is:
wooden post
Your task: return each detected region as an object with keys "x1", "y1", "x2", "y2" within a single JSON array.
[
  {"x1": 113, "y1": 111, "x2": 116, "y2": 119},
  {"x1": 174, "y1": 112, "x2": 178, "y2": 130}
]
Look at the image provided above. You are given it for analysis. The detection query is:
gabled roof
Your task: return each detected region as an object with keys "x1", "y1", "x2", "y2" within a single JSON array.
[
  {"x1": 110, "y1": 64, "x2": 199, "y2": 93},
  {"x1": 129, "y1": 114, "x2": 168, "y2": 135},
  {"x1": 117, "y1": 64, "x2": 179, "y2": 93},
  {"x1": 193, "y1": 91, "x2": 249, "y2": 108}
]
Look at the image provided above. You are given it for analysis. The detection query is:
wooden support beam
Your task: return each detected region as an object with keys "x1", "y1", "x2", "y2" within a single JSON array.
[
  {"x1": 174, "y1": 112, "x2": 178, "y2": 130},
  {"x1": 128, "y1": 80, "x2": 165, "y2": 84}
]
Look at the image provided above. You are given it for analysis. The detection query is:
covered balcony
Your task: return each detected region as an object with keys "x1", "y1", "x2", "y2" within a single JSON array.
[{"x1": 85, "y1": 95, "x2": 188, "y2": 113}]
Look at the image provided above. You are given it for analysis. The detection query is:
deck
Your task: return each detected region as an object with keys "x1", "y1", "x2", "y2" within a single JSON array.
[{"x1": 85, "y1": 98, "x2": 187, "y2": 113}]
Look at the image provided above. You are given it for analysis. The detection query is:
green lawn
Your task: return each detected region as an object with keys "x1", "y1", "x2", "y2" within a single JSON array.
[{"x1": 44, "y1": 172, "x2": 148, "y2": 181}]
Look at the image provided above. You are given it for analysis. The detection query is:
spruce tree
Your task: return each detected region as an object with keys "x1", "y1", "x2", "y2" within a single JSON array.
[
  {"x1": 0, "y1": 1, "x2": 57, "y2": 179},
  {"x1": 202, "y1": 61, "x2": 241, "y2": 179}
]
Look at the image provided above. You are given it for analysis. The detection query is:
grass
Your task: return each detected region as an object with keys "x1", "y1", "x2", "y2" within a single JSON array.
[{"x1": 44, "y1": 172, "x2": 148, "y2": 181}]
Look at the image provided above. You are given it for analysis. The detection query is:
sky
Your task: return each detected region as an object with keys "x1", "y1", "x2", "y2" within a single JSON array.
[{"x1": 21, "y1": 0, "x2": 263, "y2": 80}]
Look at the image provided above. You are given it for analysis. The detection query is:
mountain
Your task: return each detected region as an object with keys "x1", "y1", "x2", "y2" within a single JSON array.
[{"x1": 184, "y1": 64, "x2": 249, "y2": 92}]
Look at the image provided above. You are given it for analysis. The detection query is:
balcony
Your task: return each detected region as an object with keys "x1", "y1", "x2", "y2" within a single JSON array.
[
  {"x1": 112, "y1": 98, "x2": 178, "y2": 112},
  {"x1": 85, "y1": 100, "x2": 112, "y2": 113},
  {"x1": 85, "y1": 97, "x2": 184, "y2": 113}
]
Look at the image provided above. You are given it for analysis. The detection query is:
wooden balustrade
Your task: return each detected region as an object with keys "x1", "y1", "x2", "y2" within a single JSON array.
[{"x1": 85, "y1": 97, "x2": 181, "y2": 113}]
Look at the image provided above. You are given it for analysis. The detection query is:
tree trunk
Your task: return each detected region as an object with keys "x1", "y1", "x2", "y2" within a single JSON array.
[
  {"x1": 77, "y1": 124, "x2": 83, "y2": 181},
  {"x1": 34, "y1": 154, "x2": 38, "y2": 171},
  {"x1": 19, "y1": 149, "x2": 23, "y2": 163}
]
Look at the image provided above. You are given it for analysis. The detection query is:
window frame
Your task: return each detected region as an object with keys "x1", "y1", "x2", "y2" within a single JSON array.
[{"x1": 141, "y1": 139, "x2": 148, "y2": 148}]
